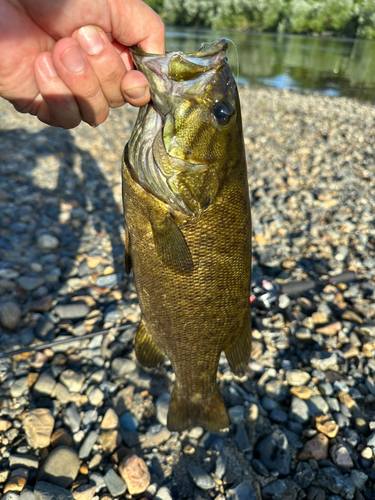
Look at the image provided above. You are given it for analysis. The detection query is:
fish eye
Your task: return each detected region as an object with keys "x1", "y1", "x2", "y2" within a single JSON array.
[{"x1": 212, "y1": 100, "x2": 233, "y2": 125}]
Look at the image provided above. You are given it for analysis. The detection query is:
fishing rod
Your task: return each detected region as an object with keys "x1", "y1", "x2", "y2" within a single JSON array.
[{"x1": 0, "y1": 323, "x2": 136, "y2": 359}]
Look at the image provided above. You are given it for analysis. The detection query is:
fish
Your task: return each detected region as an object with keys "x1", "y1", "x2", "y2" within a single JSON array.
[{"x1": 122, "y1": 39, "x2": 252, "y2": 432}]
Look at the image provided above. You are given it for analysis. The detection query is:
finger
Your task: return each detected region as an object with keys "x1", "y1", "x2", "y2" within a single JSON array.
[
  {"x1": 121, "y1": 70, "x2": 150, "y2": 107},
  {"x1": 111, "y1": 0, "x2": 165, "y2": 54},
  {"x1": 52, "y1": 38, "x2": 109, "y2": 126},
  {"x1": 34, "y1": 53, "x2": 81, "y2": 128},
  {"x1": 74, "y1": 25, "x2": 126, "y2": 108}
]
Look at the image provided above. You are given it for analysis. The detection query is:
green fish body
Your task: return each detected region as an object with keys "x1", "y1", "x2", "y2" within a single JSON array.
[{"x1": 122, "y1": 40, "x2": 251, "y2": 432}]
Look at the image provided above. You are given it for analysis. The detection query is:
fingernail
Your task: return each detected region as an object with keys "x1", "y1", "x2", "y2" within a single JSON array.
[
  {"x1": 124, "y1": 86, "x2": 148, "y2": 100},
  {"x1": 77, "y1": 26, "x2": 104, "y2": 56},
  {"x1": 38, "y1": 55, "x2": 57, "y2": 78},
  {"x1": 61, "y1": 46, "x2": 84, "y2": 73}
]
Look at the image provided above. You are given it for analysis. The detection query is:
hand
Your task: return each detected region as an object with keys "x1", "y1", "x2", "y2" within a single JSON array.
[{"x1": 0, "y1": 0, "x2": 164, "y2": 128}]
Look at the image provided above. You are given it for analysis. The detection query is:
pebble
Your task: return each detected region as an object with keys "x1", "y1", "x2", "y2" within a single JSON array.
[
  {"x1": 50, "y1": 428, "x2": 73, "y2": 448},
  {"x1": 72, "y1": 483, "x2": 96, "y2": 500},
  {"x1": 88, "y1": 388, "x2": 104, "y2": 406},
  {"x1": 34, "y1": 482, "x2": 73, "y2": 500},
  {"x1": 293, "y1": 461, "x2": 315, "y2": 489},
  {"x1": 100, "y1": 408, "x2": 119, "y2": 430},
  {"x1": 64, "y1": 405, "x2": 81, "y2": 433},
  {"x1": 23, "y1": 409, "x2": 54, "y2": 449},
  {"x1": 144, "y1": 424, "x2": 171, "y2": 446},
  {"x1": 111, "y1": 358, "x2": 137, "y2": 377},
  {"x1": 188, "y1": 466, "x2": 215, "y2": 490},
  {"x1": 262, "y1": 479, "x2": 298, "y2": 500},
  {"x1": 103, "y1": 468, "x2": 127, "y2": 497},
  {"x1": 78, "y1": 430, "x2": 99, "y2": 460},
  {"x1": 317, "y1": 467, "x2": 355, "y2": 500},
  {"x1": 155, "y1": 486, "x2": 173, "y2": 500},
  {"x1": 315, "y1": 416, "x2": 339, "y2": 438},
  {"x1": 307, "y1": 396, "x2": 330, "y2": 415},
  {"x1": 18, "y1": 276, "x2": 45, "y2": 292},
  {"x1": 96, "y1": 274, "x2": 121, "y2": 288},
  {"x1": 286, "y1": 369, "x2": 311, "y2": 387},
  {"x1": 226, "y1": 481, "x2": 257, "y2": 500},
  {"x1": 118, "y1": 455, "x2": 150, "y2": 495},
  {"x1": 310, "y1": 352, "x2": 338, "y2": 371},
  {"x1": 33, "y1": 372, "x2": 56, "y2": 397},
  {"x1": 330, "y1": 443, "x2": 354, "y2": 468},
  {"x1": 37, "y1": 233, "x2": 59, "y2": 250},
  {"x1": 349, "y1": 470, "x2": 368, "y2": 490},
  {"x1": 228, "y1": 405, "x2": 245, "y2": 424},
  {"x1": 9, "y1": 455, "x2": 39, "y2": 469},
  {"x1": 38, "y1": 446, "x2": 79, "y2": 488},
  {"x1": 119, "y1": 412, "x2": 139, "y2": 431},
  {"x1": 289, "y1": 396, "x2": 310, "y2": 423},
  {"x1": 98, "y1": 430, "x2": 121, "y2": 453},
  {"x1": 299, "y1": 433, "x2": 329, "y2": 461},
  {"x1": 256, "y1": 428, "x2": 290, "y2": 475},
  {"x1": 0, "y1": 300, "x2": 22, "y2": 329},
  {"x1": 155, "y1": 392, "x2": 170, "y2": 426},
  {"x1": 10, "y1": 377, "x2": 29, "y2": 398},
  {"x1": 290, "y1": 386, "x2": 312, "y2": 399},
  {"x1": 60, "y1": 369, "x2": 85, "y2": 393}
]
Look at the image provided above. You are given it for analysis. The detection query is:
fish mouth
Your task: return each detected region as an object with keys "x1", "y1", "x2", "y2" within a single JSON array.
[{"x1": 129, "y1": 39, "x2": 229, "y2": 119}]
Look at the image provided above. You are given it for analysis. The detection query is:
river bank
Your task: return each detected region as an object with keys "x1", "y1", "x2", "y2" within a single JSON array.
[{"x1": 0, "y1": 86, "x2": 374, "y2": 499}]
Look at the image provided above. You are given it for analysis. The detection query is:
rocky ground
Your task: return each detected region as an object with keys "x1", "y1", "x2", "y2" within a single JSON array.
[{"x1": 0, "y1": 85, "x2": 375, "y2": 500}]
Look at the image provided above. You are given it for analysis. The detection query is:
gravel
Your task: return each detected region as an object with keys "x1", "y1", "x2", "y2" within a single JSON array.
[{"x1": 0, "y1": 86, "x2": 375, "y2": 499}]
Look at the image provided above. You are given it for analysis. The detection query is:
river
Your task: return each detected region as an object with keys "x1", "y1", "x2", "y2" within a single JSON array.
[{"x1": 165, "y1": 27, "x2": 375, "y2": 102}]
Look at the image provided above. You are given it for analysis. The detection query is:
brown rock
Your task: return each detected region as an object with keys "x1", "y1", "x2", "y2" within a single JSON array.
[
  {"x1": 330, "y1": 443, "x2": 354, "y2": 468},
  {"x1": 0, "y1": 419, "x2": 12, "y2": 432},
  {"x1": 315, "y1": 416, "x2": 339, "y2": 438},
  {"x1": 0, "y1": 470, "x2": 9, "y2": 483},
  {"x1": 362, "y1": 342, "x2": 375, "y2": 358},
  {"x1": 3, "y1": 477, "x2": 27, "y2": 493},
  {"x1": 311, "y1": 312, "x2": 329, "y2": 325},
  {"x1": 50, "y1": 428, "x2": 73, "y2": 448},
  {"x1": 341, "y1": 310, "x2": 363, "y2": 324},
  {"x1": 27, "y1": 372, "x2": 39, "y2": 387},
  {"x1": 23, "y1": 408, "x2": 54, "y2": 449},
  {"x1": 316, "y1": 322, "x2": 342, "y2": 336},
  {"x1": 338, "y1": 391, "x2": 357, "y2": 409},
  {"x1": 299, "y1": 433, "x2": 329, "y2": 461},
  {"x1": 113, "y1": 386, "x2": 134, "y2": 415},
  {"x1": 87, "y1": 256, "x2": 102, "y2": 268},
  {"x1": 100, "y1": 408, "x2": 119, "y2": 430},
  {"x1": 290, "y1": 386, "x2": 312, "y2": 400},
  {"x1": 99, "y1": 430, "x2": 122, "y2": 454},
  {"x1": 119, "y1": 455, "x2": 150, "y2": 495},
  {"x1": 32, "y1": 295, "x2": 54, "y2": 312},
  {"x1": 342, "y1": 346, "x2": 360, "y2": 359}
]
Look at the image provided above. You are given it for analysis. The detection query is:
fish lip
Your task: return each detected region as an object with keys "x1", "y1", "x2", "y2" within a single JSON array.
[{"x1": 130, "y1": 38, "x2": 228, "y2": 61}]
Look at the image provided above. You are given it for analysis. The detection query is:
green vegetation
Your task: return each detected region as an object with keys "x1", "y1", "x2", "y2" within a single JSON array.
[{"x1": 145, "y1": 0, "x2": 375, "y2": 39}]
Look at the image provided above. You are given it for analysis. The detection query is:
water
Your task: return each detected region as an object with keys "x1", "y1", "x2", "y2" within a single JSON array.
[{"x1": 165, "y1": 27, "x2": 375, "y2": 102}]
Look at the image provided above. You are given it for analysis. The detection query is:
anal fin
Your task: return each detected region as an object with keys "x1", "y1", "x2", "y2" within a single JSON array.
[
  {"x1": 167, "y1": 385, "x2": 229, "y2": 432},
  {"x1": 150, "y1": 213, "x2": 194, "y2": 274},
  {"x1": 134, "y1": 319, "x2": 164, "y2": 368},
  {"x1": 225, "y1": 307, "x2": 252, "y2": 376}
]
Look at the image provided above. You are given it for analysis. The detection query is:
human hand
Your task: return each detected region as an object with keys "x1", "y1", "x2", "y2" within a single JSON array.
[{"x1": 0, "y1": 0, "x2": 164, "y2": 128}]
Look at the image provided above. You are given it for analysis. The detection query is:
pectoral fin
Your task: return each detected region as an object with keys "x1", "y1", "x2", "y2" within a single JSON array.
[
  {"x1": 125, "y1": 225, "x2": 132, "y2": 275},
  {"x1": 150, "y1": 213, "x2": 194, "y2": 274}
]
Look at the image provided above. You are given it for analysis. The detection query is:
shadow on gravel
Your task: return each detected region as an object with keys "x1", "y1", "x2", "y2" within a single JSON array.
[{"x1": 0, "y1": 126, "x2": 125, "y2": 286}]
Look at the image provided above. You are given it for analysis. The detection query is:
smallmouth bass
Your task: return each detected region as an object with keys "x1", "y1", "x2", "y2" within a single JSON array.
[{"x1": 122, "y1": 39, "x2": 251, "y2": 432}]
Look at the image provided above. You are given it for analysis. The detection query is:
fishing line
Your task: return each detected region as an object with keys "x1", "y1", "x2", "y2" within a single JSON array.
[
  {"x1": 199, "y1": 38, "x2": 240, "y2": 84},
  {"x1": 0, "y1": 323, "x2": 137, "y2": 359}
]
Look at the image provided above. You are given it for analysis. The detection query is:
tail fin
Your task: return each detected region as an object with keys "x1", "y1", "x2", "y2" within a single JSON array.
[{"x1": 167, "y1": 385, "x2": 229, "y2": 432}]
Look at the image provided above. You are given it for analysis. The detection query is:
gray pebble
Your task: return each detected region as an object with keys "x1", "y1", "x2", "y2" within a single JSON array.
[
  {"x1": 104, "y1": 468, "x2": 127, "y2": 497},
  {"x1": 252, "y1": 458, "x2": 269, "y2": 476},
  {"x1": 38, "y1": 446, "x2": 79, "y2": 488},
  {"x1": 33, "y1": 372, "x2": 56, "y2": 397},
  {"x1": 78, "y1": 430, "x2": 98, "y2": 459},
  {"x1": 89, "y1": 472, "x2": 106, "y2": 492},
  {"x1": 188, "y1": 466, "x2": 215, "y2": 490},
  {"x1": 9, "y1": 454, "x2": 39, "y2": 469},
  {"x1": 264, "y1": 380, "x2": 289, "y2": 401},
  {"x1": 215, "y1": 452, "x2": 227, "y2": 479},
  {"x1": 228, "y1": 405, "x2": 245, "y2": 425},
  {"x1": 307, "y1": 396, "x2": 329, "y2": 415},
  {"x1": 318, "y1": 382, "x2": 334, "y2": 396},
  {"x1": 326, "y1": 397, "x2": 340, "y2": 412},
  {"x1": 63, "y1": 405, "x2": 81, "y2": 433},
  {"x1": 54, "y1": 302, "x2": 89, "y2": 320},
  {"x1": 145, "y1": 424, "x2": 171, "y2": 446},
  {"x1": 20, "y1": 490, "x2": 35, "y2": 500},
  {"x1": 293, "y1": 461, "x2": 315, "y2": 488},
  {"x1": 226, "y1": 481, "x2": 257, "y2": 500},
  {"x1": 310, "y1": 352, "x2": 338, "y2": 371},
  {"x1": 289, "y1": 396, "x2": 309, "y2": 424},
  {"x1": 317, "y1": 467, "x2": 355, "y2": 500},
  {"x1": 235, "y1": 423, "x2": 251, "y2": 452},
  {"x1": 96, "y1": 273, "x2": 122, "y2": 288},
  {"x1": 257, "y1": 428, "x2": 290, "y2": 476},
  {"x1": 261, "y1": 395, "x2": 279, "y2": 411},
  {"x1": 156, "y1": 392, "x2": 170, "y2": 426},
  {"x1": 2, "y1": 494, "x2": 20, "y2": 500},
  {"x1": 270, "y1": 409, "x2": 288, "y2": 424},
  {"x1": 0, "y1": 300, "x2": 22, "y2": 329},
  {"x1": 10, "y1": 377, "x2": 28, "y2": 398},
  {"x1": 35, "y1": 316, "x2": 55, "y2": 341},
  {"x1": 262, "y1": 479, "x2": 298, "y2": 500},
  {"x1": 37, "y1": 233, "x2": 59, "y2": 250},
  {"x1": 366, "y1": 430, "x2": 375, "y2": 447},
  {"x1": 286, "y1": 369, "x2": 311, "y2": 387},
  {"x1": 349, "y1": 469, "x2": 368, "y2": 491},
  {"x1": 34, "y1": 481, "x2": 73, "y2": 500},
  {"x1": 111, "y1": 358, "x2": 137, "y2": 378},
  {"x1": 18, "y1": 275, "x2": 45, "y2": 291}
]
